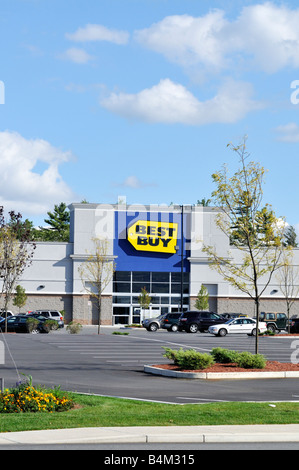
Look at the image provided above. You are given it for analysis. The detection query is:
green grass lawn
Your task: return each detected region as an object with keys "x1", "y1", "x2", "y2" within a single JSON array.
[{"x1": 1, "y1": 393, "x2": 299, "y2": 433}]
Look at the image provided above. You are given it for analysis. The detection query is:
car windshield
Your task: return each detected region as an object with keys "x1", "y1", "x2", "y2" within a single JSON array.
[{"x1": 154, "y1": 315, "x2": 166, "y2": 321}]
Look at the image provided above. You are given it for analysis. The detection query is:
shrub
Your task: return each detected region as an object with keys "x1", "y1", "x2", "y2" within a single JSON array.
[
  {"x1": 66, "y1": 321, "x2": 83, "y2": 334},
  {"x1": 163, "y1": 347, "x2": 180, "y2": 364},
  {"x1": 26, "y1": 317, "x2": 39, "y2": 333},
  {"x1": 236, "y1": 351, "x2": 266, "y2": 369},
  {"x1": 211, "y1": 347, "x2": 266, "y2": 369},
  {"x1": 43, "y1": 319, "x2": 59, "y2": 332},
  {"x1": 211, "y1": 347, "x2": 240, "y2": 364},
  {"x1": 162, "y1": 347, "x2": 214, "y2": 370}
]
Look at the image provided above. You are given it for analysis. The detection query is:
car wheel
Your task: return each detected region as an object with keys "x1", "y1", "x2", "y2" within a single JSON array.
[
  {"x1": 188, "y1": 323, "x2": 198, "y2": 333},
  {"x1": 149, "y1": 323, "x2": 158, "y2": 332},
  {"x1": 218, "y1": 328, "x2": 227, "y2": 337},
  {"x1": 266, "y1": 324, "x2": 276, "y2": 334},
  {"x1": 170, "y1": 324, "x2": 178, "y2": 332}
]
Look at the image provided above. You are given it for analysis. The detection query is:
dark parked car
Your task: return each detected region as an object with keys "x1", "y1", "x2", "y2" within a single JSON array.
[
  {"x1": 221, "y1": 313, "x2": 248, "y2": 320},
  {"x1": 0, "y1": 310, "x2": 13, "y2": 319},
  {"x1": 0, "y1": 315, "x2": 50, "y2": 334},
  {"x1": 178, "y1": 310, "x2": 224, "y2": 333},
  {"x1": 290, "y1": 318, "x2": 299, "y2": 334},
  {"x1": 259, "y1": 312, "x2": 287, "y2": 333},
  {"x1": 160, "y1": 313, "x2": 181, "y2": 332}
]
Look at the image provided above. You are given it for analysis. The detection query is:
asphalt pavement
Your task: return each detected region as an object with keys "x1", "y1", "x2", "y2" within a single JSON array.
[{"x1": 1, "y1": 326, "x2": 299, "y2": 447}]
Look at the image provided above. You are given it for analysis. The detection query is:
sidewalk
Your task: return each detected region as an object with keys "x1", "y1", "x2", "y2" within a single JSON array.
[{"x1": 1, "y1": 424, "x2": 299, "y2": 445}]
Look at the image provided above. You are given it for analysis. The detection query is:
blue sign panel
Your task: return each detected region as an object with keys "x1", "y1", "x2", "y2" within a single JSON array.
[{"x1": 114, "y1": 210, "x2": 190, "y2": 272}]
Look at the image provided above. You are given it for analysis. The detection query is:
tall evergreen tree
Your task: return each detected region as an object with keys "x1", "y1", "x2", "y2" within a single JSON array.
[
  {"x1": 283, "y1": 225, "x2": 298, "y2": 247},
  {"x1": 42, "y1": 202, "x2": 70, "y2": 241}
]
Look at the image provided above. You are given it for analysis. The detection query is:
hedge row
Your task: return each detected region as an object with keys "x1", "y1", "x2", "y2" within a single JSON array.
[{"x1": 162, "y1": 346, "x2": 266, "y2": 370}]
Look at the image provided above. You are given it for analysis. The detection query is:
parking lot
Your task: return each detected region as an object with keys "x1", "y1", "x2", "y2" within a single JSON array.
[{"x1": 1, "y1": 326, "x2": 299, "y2": 404}]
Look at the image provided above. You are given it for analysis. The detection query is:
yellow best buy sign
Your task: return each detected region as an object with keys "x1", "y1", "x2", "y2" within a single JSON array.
[{"x1": 127, "y1": 220, "x2": 178, "y2": 254}]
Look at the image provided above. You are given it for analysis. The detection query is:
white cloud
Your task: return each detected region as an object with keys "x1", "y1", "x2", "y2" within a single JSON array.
[
  {"x1": 135, "y1": 3, "x2": 299, "y2": 74},
  {"x1": 59, "y1": 47, "x2": 94, "y2": 64},
  {"x1": 66, "y1": 24, "x2": 129, "y2": 45},
  {"x1": 135, "y1": 10, "x2": 227, "y2": 71},
  {"x1": 114, "y1": 175, "x2": 157, "y2": 189},
  {"x1": 101, "y1": 78, "x2": 262, "y2": 125},
  {"x1": 275, "y1": 123, "x2": 299, "y2": 142},
  {"x1": 0, "y1": 131, "x2": 76, "y2": 216}
]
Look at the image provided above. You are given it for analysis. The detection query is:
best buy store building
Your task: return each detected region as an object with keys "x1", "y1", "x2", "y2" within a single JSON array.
[
  {"x1": 11, "y1": 202, "x2": 299, "y2": 325},
  {"x1": 71, "y1": 202, "x2": 194, "y2": 325}
]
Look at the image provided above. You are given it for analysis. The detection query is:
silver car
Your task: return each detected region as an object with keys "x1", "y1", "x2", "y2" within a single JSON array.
[
  {"x1": 32, "y1": 310, "x2": 64, "y2": 328},
  {"x1": 142, "y1": 314, "x2": 166, "y2": 332}
]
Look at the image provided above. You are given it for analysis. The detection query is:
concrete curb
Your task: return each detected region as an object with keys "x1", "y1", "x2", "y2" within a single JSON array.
[
  {"x1": 144, "y1": 365, "x2": 299, "y2": 380},
  {"x1": 1, "y1": 424, "x2": 299, "y2": 444}
]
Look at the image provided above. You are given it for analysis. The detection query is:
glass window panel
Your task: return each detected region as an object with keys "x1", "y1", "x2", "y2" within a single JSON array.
[
  {"x1": 171, "y1": 284, "x2": 189, "y2": 294},
  {"x1": 152, "y1": 272, "x2": 169, "y2": 282},
  {"x1": 170, "y1": 296, "x2": 189, "y2": 305},
  {"x1": 132, "y1": 282, "x2": 150, "y2": 293},
  {"x1": 112, "y1": 296, "x2": 131, "y2": 304},
  {"x1": 113, "y1": 282, "x2": 131, "y2": 293},
  {"x1": 152, "y1": 283, "x2": 169, "y2": 294},
  {"x1": 113, "y1": 307, "x2": 130, "y2": 315},
  {"x1": 132, "y1": 272, "x2": 150, "y2": 282},
  {"x1": 114, "y1": 271, "x2": 131, "y2": 281},
  {"x1": 171, "y1": 272, "x2": 189, "y2": 283}
]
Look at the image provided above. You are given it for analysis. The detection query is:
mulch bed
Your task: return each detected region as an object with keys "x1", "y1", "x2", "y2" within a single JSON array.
[{"x1": 153, "y1": 362, "x2": 299, "y2": 373}]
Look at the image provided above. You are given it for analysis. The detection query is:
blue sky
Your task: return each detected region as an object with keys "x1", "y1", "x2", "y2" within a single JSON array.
[{"x1": 1, "y1": 0, "x2": 299, "y2": 230}]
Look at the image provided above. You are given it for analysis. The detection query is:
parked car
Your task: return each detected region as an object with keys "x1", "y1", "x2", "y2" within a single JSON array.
[
  {"x1": 31, "y1": 310, "x2": 64, "y2": 328},
  {"x1": 0, "y1": 310, "x2": 13, "y2": 319},
  {"x1": 142, "y1": 314, "x2": 166, "y2": 332},
  {"x1": 208, "y1": 317, "x2": 267, "y2": 337},
  {"x1": 160, "y1": 313, "x2": 181, "y2": 332},
  {"x1": 259, "y1": 312, "x2": 287, "y2": 333},
  {"x1": 290, "y1": 318, "x2": 299, "y2": 334},
  {"x1": 221, "y1": 313, "x2": 248, "y2": 320},
  {"x1": 0, "y1": 315, "x2": 50, "y2": 334},
  {"x1": 178, "y1": 310, "x2": 224, "y2": 333}
]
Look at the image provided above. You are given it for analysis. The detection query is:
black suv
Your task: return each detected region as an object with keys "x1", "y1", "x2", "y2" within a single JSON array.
[{"x1": 178, "y1": 310, "x2": 224, "y2": 333}]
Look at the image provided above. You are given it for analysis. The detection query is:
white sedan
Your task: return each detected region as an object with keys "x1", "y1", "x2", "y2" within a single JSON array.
[{"x1": 208, "y1": 318, "x2": 267, "y2": 337}]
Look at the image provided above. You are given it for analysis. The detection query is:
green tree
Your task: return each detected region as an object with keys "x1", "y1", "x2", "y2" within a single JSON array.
[
  {"x1": 196, "y1": 198, "x2": 211, "y2": 206},
  {"x1": 13, "y1": 285, "x2": 27, "y2": 313},
  {"x1": 44, "y1": 202, "x2": 70, "y2": 241},
  {"x1": 78, "y1": 238, "x2": 115, "y2": 334},
  {"x1": 0, "y1": 208, "x2": 36, "y2": 331},
  {"x1": 283, "y1": 225, "x2": 298, "y2": 247},
  {"x1": 35, "y1": 202, "x2": 70, "y2": 242},
  {"x1": 276, "y1": 247, "x2": 299, "y2": 333},
  {"x1": 195, "y1": 284, "x2": 209, "y2": 310},
  {"x1": 203, "y1": 138, "x2": 284, "y2": 354},
  {"x1": 138, "y1": 287, "x2": 151, "y2": 321}
]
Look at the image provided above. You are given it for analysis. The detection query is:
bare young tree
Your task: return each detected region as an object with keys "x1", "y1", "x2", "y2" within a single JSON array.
[
  {"x1": 203, "y1": 139, "x2": 285, "y2": 353},
  {"x1": 78, "y1": 237, "x2": 115, "y2": 334},
  {"x1": 0, "y1": 208, "x2": 36, "y2": 332},
  {"x1": 276, "y1": 248, "x2": 299, "y2": 333}
]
